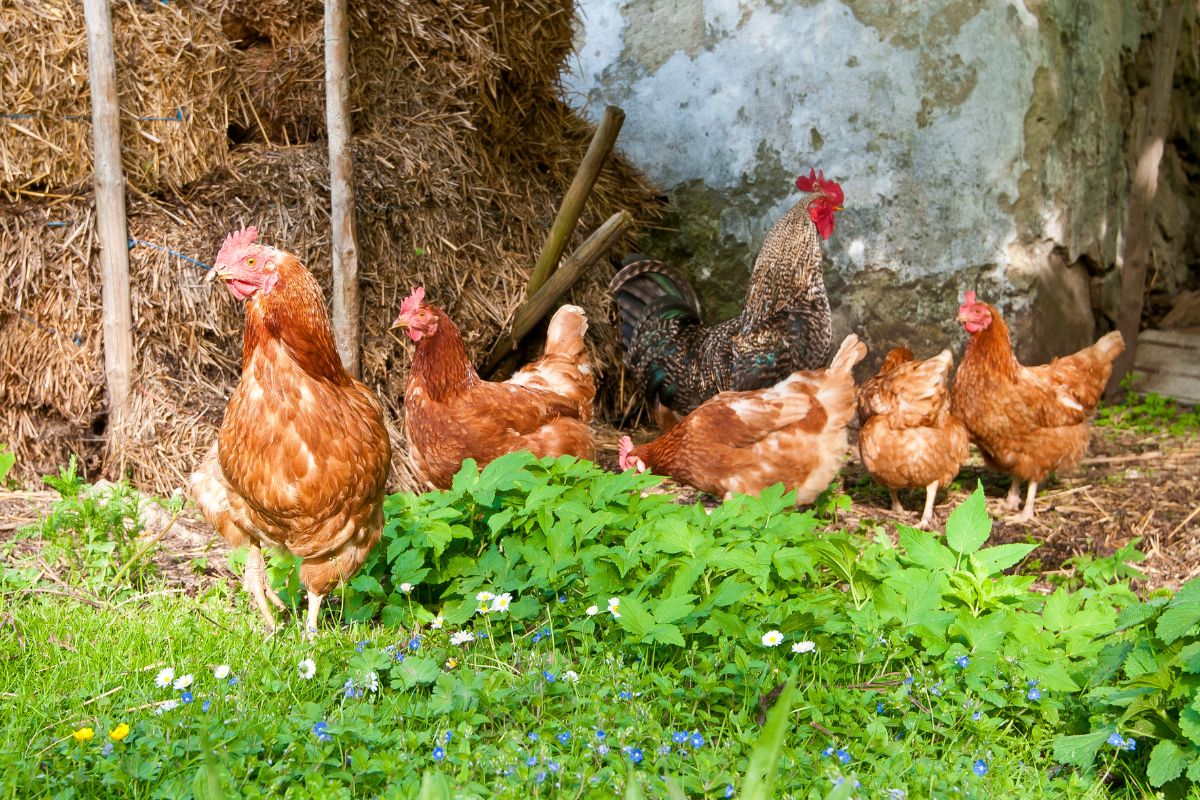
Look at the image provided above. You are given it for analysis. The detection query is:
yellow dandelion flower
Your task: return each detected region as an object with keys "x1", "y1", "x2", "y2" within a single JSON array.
[
  {"x1": 109, "y1": 723, "x2": 130, "y2": 742},
  {"x1": 72, "y1": 727, "x2": 95, "y2": 742}
]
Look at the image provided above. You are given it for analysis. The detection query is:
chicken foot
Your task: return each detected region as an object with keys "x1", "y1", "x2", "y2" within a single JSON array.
[
  {"x1": 1016, "y1": 481, "x2": 1039, "y2": 523},
  {"x1": 889, "y1": 490, "x2": 904, "y2": 515},
  {"x1": 243, "y1": 544, "x2": 286, "y2": 630},
  {"x1": 305, "y1": 592, "x2": 325, "y2": 641},
  {"x1": 1004, "y1": 480, "x2": 1023, "y2": 511},
  {"x1": 916, "y1": 481, "x2": 939, "y2": 530}
]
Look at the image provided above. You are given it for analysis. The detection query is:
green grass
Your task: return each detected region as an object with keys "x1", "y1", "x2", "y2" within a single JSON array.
[{"x1": 0, "y1": 452, "x2": 1179, "y2": 798}]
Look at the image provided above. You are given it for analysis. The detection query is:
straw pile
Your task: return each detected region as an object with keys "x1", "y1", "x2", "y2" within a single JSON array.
[
  {"x1": 0, "y1": 0, "x2": 662, "y2": 492},
  {"x1": 0, "y1": 0, "x2": 234, "y2": 195}
]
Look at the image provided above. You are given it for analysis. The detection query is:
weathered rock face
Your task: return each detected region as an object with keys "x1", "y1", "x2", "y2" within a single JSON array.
[{"x1": 565, "y1": 0, "x2": 1197, "y2": 371}]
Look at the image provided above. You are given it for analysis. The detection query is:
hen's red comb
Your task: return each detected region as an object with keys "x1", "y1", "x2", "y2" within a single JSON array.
[
  {"x1": 963, "y1": 290, "x2": 977, "y2": 306},
  {"x1": 401, "y1": 287, "x2": 426, "y2": 316},
  {"x1": 795, "y1": 169, "x2": 844, "y2": 206},
  {"x1": 221, "y1": 226, "x2": 259, "y2": 250}
]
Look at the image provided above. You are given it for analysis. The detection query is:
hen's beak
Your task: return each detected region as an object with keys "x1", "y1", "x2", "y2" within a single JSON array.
[
  {"x1": 205, "y1": 265, "x2": 231, "y2": 284},
  {"x1": 956, "y1": 311, "x2": 969, "y2": 323},
  {"x1": 389, "y1": 316, "x2": 410, "y2": 331}
]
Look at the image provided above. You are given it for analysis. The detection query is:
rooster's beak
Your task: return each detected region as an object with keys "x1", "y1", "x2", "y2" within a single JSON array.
[{"x1": 834, "y1": 205, "x2": 844, "y2": 212}]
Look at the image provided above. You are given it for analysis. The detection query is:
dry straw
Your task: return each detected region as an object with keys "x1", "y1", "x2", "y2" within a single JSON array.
[
  {"x1": 0, "y1": 0, "x2": 661, "y2": 492},
  {"x1": 0, "y1": 0, "x2": 235, "y2": 196}
]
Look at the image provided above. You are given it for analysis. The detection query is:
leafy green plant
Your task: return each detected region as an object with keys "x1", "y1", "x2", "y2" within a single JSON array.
[
  {"x1": 1055, "y1": 576, "x2": 1200, "y2": 791},
  {"x1": 1097, "y1": 376, "x2": 1200, "y2": 435},
  {"x1": 0, "y1": 443, "x2": 14, "y2": 485}
]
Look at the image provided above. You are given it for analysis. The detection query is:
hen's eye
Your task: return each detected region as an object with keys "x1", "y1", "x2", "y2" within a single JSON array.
[{"x1": 247, "y1": 257, "x2": 256, "y2": 267}]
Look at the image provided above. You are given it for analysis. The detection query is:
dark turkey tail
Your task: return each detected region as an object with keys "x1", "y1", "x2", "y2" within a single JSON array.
[{"x1": 608, "y1": 255, "x2": 702, "y2": 347}]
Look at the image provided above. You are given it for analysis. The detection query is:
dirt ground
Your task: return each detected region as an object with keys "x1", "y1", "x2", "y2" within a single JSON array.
[{"x1": 1, "y1": 425, "x2": 1196, "y2": 598}]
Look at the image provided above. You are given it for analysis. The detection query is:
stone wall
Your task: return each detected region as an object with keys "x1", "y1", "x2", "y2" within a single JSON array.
[{"x1": 564, "y1": 0, "x2": 1198, "y2": 369}]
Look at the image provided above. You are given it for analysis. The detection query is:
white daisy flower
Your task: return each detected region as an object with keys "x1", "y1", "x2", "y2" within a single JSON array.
[
  {"x1": 585, "y1": 605, "x2": 599, "y2": 617},
  {"x1": 792, "y1": 641, "x2": 816, "y2": 654},
  {"x1": 154, "y1": 667, "x2": 175, "y2": 689},
  {"x1": 400, "y1": 582, "x2": 414, "y2": 594},
  {"x1": 154, "y1": 699, "x2": 180, "y2": 715},
  {"x1": 475, "y1": 591, "x2": 495, "y2": 603},
  {"x1": 562, "y1": 670, "x2": 579, "y2": 683},
  {"x1": 450, "y1": 630, "x2": 476, "y2": 646},
  {"x1": 297, "y1": 658, "x2": 316, "y2": 680},
  {"x1": 430, "y1": 614, "x2": 444, "y2": 630},
  {"x1": 213, "y1": 664, "x2": 231, "y2": 680},
  {"x1": 491, "y1": 593, "x2": 512, "y2": 613},
  {"x1": 761, "y1": 630, "x2": 784, "y2": 647},
  {"x1": 364, "y1": 670, "x2": 380, "y2": 693},
  {"x1": 607, "y1": 598, "x2": 621, "y2": 618},
  {"x1": 173, "y1": 674, "x2": 194, "y2": 690}
]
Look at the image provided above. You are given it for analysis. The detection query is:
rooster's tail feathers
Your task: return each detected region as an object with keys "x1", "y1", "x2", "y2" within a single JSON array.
[
  {"x1": 609, "y1": 256, "x2": 702, "y2": 347},
  {"x1": 544, "y1": 305, "x2": 588, "y2": 358}
]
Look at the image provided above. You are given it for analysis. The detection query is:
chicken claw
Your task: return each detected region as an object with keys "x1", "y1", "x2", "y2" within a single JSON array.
[
  {"x1": 243, "y1": 545, "x2": 286, "y2": 630},
  {"x1": 1015, "y1": 481, "x2": 1039, "y2": 523},
  {"x1": 889, "y1": 489, "x2": 904, "y2": 515},
  {"x1": 916, "y1": 481, "x2": 939, "y2": 530},
  {"x1": 1004, "y1": 480, "x2": 1022, "y2": 511}
]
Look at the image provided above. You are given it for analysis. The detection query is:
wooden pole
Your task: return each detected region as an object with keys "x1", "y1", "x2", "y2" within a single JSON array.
[
  {"x1": 525, "y1": 106, "x2": 625, "y2": 298},
  {"x1": 1107, "y1": 0, "x2": 1184, "y2": 399},
  {"x1": 483, "y1": 211, "x2": 631, "y2": 376},
  {"x1": 83, "y1": 0, "x2": 134, "y2": 461},
  {"x1": 324, "y1": 0, "x2": 361, "y2": 376}
]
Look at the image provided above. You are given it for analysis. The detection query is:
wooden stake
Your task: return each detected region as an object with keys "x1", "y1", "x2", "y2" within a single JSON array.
[
  {"x1": 525, "y1": 106, "x2": 625, "y2": 298},
  {"x1": 483, "y1": 211, "x2": 631, "y2": 376},
  {"x1": 83, "y1": 0, "x2": 134, "y2": 461},
  {"x1": 324, "y1": 0, "x2": 360, "y2": 376},
  {"x1": 1107, "y1": 0, "x2": 1185, "y2": 399}
]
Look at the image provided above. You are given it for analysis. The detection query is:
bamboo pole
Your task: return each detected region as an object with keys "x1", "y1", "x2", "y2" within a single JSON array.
[
  {"x1": 525, "y1": 106, "x2": 625, "y2": 298},
  {"x1": 483, "y1": 211, "x2": 631, "y2": 376},
  {"x1": 1107, "y1": 0, "x2": 1185, "y2": 398},
  {"x1": 83, "y1": 0, "x2": 134, "y2": 460},
  {"x1": 324, "y1": 0, "x2": 361, "y2": 376}
]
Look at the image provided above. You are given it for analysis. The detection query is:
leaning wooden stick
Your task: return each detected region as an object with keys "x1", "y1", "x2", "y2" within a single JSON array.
[
  {"x1": 524, "y1": 106, "x2": 625, "y2": 298},
  {"x1": 483, "y1": 211, "x2": 631, "y2": 376}
]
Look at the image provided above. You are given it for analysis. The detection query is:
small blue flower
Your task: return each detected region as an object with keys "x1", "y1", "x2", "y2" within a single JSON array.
[
  {"x1": 618, "y1": 690, "x2": 632, "y2": 700},
  {"x1": 973, "y1": 759, "x2": 988, "y2": 776},
  {"x1": 313, "y1": 721, "x2": 332, "y2": 742},
  {"x1": 1027, "y1": 679, "x2": 1039, "y2": 687},
  {"x1": 836, "y1": 748, "x2": 850, "y2": 765},
  {"x1": 477, "y1": 631, "x2": 488, "y2": 639},
  {"x1": 535, "y1": 770, "x2": 547, "y2": 784},
  {"x1": 557, "y1": 732, "x2": 571, "y2": 745},
  {"x1": 628, "y1": 747, "x2": 644, "y2": 764},
  {"x1": 903, "y1": 675, "x2": 914, "y2": 685},
  {"x1": 180, "y1": 691, "x2": 193, "y2": 704},
  {"x1": 597, "y1": 743, "x2": 610, "y2": 755},
  {"x1": 228, "y1": 675, "x2": 239, "y2": 686},
  {"x1": 558, "y1": 595, "x2": 567, "y2": 604},
  {"x1": 672, "y1": 731, "x2": 688, "y2": 744},
  {"x1": 690, "y1": 732, "x2": 704, "y2": 748},
  {"x1": 543, "y1": 671, "x2": 556, "y2": 683},
  {"x1": 532, "y1": 631, "x2": 543, "y2": 644},
  {"x1": 955, "y1": 655, "x2": 970, "y2": 669},
  {"x1": 1125, "y1": 738, "x2": 1137, "y2": 752},
  {"x1": 595, "y1": 729, "x2": 606, "y2": 739},
  {"x1": 343, "y1": 678, "x2": 363, "y2": 698},
  {"x1": 659, "y1": 744, "x2": 672, "y2": 755},
  {"x1": 445, "y1": 731, "x2": 453, "y2": 742},
  {"x1": 930, "y1": 681, "x2": 944, "y2": 697},
  {"x1": 201, "y1": 700, "x2": 211, "y2": 713},
  {"x1": 100, "y1": 741, "x2": 114, "y2": 757},
  {"x1": 394, "y1": 652, "x2": 405, "y2": 663},
  {"x1": 821, "y1": 746, "x2": 835, "y2": 758},
  {"x1": 1027, "y1": 687, "x2": 1042, "y2": 701},
  {"x1": 409, "y1": 636, "x2": 422, "y2": 651},
  {"x1": 548, "y1": 760, "x2": 560, "y2": 773},
  {"x1": 355, "y1": 640, "x2": 369, "y2": 652},
  {"x1": 725, "y1": 785, "x2": 735, "y2": 799},
  {"x1": 1107, "y1": 732, "x2": 1125, "y2": 748},
  {"x1": 526, "y1": 755, "x2": 538, "y2": 767},
  {"x1": 528, "y1": 732, "x2": 539, "y2": 742},
  {"x1": 972, "y1": 711, "x2": 982, "y2": 721},
  {"x1": 876, "y1": 701, "x2": 885, "y2": 714},
  {"x1": 432, "y1": 746, "x2": 445, "y2": 762}
]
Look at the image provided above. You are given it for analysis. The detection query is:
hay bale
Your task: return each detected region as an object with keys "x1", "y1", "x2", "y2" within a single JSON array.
[{"x1": 0, "y1": 0, "x2": 235, "y2": 195}]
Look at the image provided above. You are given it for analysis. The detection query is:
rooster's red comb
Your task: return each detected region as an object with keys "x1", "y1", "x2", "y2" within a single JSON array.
[
  {"x1": 401, "y1": 287, "x2": 426, "y2": 316},
  {"x1": 795, "y1": 169, "x2": 844, "y2": 206},
  {"x1": 221, "y1": 226, "x2": 259, "y2": 251}
]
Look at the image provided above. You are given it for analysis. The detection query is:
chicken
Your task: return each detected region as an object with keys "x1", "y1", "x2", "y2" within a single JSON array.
[
  {"x1": 189, "y1": 227, "x2": 391, "y2": 634},
  {"x1": 618, "y1": 333, "x2": 866, "y2": 505},
  {"x1": 857, "y1": 347, "x2": 970, "y2": 529},
  {"x1": 609, "y1": 169, "x2": 843, "y2": 430},
  {"x1": 391, "y1": 287, "x2": 595, "y2": 489},
  {"x1": 950, "y1": 291, "x2": 1125, "y2": 522}
]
